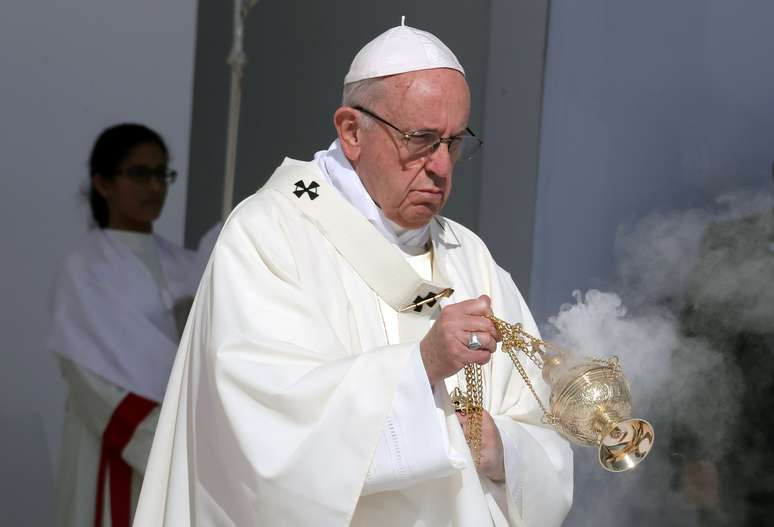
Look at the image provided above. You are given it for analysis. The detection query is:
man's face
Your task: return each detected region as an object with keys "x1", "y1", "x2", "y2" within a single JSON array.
[{"x1": 353, "y1": 69, "x2": 471, "y2": 229}]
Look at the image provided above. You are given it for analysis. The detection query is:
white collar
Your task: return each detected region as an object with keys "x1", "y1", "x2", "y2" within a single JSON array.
[
  {"x1": 313, "y1": 140, "x2": 430, "y2": 250},
  {"x1": 105, "y1": 228, "x2": 154, "y2": 250}
]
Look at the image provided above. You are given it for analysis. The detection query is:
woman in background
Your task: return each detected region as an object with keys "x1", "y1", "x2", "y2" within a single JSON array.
[{"x1": 48, "y1": 123, "x2": 198, "y2": 527}]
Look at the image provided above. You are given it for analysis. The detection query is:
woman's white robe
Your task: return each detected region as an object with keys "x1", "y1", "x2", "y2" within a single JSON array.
[
  {"x1": 134, "y1": 159, "x2": 573, "y2": 527},
  {"x1": 49, "y1": 230, "x2": 197, "y2": 526}
]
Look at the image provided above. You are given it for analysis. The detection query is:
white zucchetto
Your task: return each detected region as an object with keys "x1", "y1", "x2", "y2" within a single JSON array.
[{"x1": 344, "y1": 19, "x2": 465, "y2": 84}]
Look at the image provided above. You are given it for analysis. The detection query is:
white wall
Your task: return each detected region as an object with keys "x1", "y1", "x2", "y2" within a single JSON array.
[{"x1": 0, "y1": 1, "x2": 197, "y2": 522}]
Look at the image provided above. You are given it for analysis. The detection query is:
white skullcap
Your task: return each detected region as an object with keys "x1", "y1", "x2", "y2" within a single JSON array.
[{"x1": 344, "y1": 18, "x2": 465, "y2": 85}]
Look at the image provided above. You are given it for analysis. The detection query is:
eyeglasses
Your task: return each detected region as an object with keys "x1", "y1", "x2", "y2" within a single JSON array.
[
  {"x1": 117, "y1": 166, "x2": 178, "y2": 185},
  {"x1": 353, "y1": 106, "x2": 483, "y2": 163}
]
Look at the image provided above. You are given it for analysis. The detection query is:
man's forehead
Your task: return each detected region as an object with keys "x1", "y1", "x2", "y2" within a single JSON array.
[
  {"x1": 383, "y1": 69, "x2": 468, "y2": 100},
  {"x1": 380, "y1": 69, "x2": 470, "y2": 117}
]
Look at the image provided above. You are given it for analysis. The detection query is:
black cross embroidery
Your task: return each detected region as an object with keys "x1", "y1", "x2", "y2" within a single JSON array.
[
  {"x1": 412, "y1": 292, "x2": 440, "y2": 312},
  {"x1": 293, "y1": 180, "x2": 320, "y2": 200}
]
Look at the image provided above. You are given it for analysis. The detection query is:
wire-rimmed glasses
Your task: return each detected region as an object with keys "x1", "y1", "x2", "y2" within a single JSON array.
[{"x1": 353, "y1": 106, "x2": 483, "y2": 163}]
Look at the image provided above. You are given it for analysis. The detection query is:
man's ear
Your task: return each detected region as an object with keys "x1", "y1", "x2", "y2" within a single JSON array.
[
  {"x1": 91, "y1": 174, "x2": 112, "y2": 199},
  {"x1": 334, "y1": 107, "x2": 363, "y2": 163}
]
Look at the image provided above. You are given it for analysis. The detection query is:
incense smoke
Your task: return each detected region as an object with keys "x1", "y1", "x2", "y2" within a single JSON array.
[{"x1": 549, "y1": 189, "x2": 773, "y2": 527}]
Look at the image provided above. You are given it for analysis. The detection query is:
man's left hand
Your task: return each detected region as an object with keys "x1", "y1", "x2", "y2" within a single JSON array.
[{"x1": 457, "y1": 409, "x2": 505, "y2": 482}]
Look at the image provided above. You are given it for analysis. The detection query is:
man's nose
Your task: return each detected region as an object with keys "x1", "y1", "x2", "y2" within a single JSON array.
[{"x1": 424, "y1": 142, "x2": 453, "y2": 178}]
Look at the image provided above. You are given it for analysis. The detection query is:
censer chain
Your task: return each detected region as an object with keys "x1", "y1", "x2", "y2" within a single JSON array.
[{"x1": 457, "y1": 316, "x2": 557, "y2": 467}]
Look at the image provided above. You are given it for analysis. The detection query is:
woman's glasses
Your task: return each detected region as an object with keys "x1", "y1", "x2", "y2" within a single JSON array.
[{"x1": 117, "y1": 166, "x2": 178, "y2": 185}]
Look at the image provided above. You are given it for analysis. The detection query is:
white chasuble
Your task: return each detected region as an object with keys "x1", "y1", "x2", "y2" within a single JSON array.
[{"x1": 134, "y1": 159, "x2": 573, "y2": 527}]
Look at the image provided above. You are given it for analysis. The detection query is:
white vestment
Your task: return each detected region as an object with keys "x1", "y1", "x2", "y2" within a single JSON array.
[
  {"x1": 49, "y1": 229, "x2": 199, "y2": 526},
  {"x1": 134, "y1": 159, "x2": 573, "y2": 527}
]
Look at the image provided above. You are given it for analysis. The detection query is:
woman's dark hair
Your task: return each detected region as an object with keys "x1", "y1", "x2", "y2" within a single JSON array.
[{"x1": 88, "y1": 123, "x2": 168, "y2": 228}]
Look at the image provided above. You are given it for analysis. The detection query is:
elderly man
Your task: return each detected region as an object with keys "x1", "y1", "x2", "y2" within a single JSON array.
[{"x1": 134, "y1": 23, "x2": 572, "y2": 527}]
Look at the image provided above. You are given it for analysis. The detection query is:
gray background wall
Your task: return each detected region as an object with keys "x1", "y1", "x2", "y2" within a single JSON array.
[
  {"x1": 479, "y1": 0, "x2": 551, "y2": 296},
  {"x1": 533, "y1": 0, "x2": 774, "y2": 321}
]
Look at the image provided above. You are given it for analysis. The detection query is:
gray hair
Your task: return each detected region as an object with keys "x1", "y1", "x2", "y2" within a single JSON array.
[{"x1": 342, "y1": 77, "x2": 388, "y2": 128}]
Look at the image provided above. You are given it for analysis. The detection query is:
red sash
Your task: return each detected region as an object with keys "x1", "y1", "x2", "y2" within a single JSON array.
[{"x1": 94, "y1": 393, "x2": 157, "y2": 527}]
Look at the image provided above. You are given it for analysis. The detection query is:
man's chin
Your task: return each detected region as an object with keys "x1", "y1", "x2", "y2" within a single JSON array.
[{"x1": 395, "y1": 210, "x2": 438, "y2": 230}]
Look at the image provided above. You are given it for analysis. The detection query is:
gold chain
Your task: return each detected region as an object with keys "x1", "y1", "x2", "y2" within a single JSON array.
[
  {"x1": 451, "y1": 364, "x2": 483, "y2": 466},
  {"x1": 453, "y1": 316, "x2": 559, "y2": 467},
  {"x1": 498, "y1": 339, "x2": 555, "y2": 421},
  {"x1": 465, "y1": 363, "x2": 484, "y2": 465},
  {"x1": 487, "y1": 316, "x2": 555, "y2": 422}
]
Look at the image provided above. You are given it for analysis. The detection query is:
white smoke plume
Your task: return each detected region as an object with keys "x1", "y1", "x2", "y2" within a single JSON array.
[
  {"x1": 549, "y1": 189, "x2": 773, "y2": 526},
  {"x1": 546, "y1": 289, "x2": 676, "y2": 406},
  {"x1": 616, "y1": 189, "x2": 774, "y2": 313}
]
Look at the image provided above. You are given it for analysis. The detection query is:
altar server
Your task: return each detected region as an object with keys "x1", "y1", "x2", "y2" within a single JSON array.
[{"x1": 50, "y1": 124, "x2": 201, "y2": 527}]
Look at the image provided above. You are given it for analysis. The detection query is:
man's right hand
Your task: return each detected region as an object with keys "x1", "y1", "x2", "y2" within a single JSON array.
[{"x1": 419, "y1": 295, "x2": 500, "y2": 386}]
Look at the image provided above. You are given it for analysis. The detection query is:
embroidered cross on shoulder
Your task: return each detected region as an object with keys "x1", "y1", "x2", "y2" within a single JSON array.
[
  {"x1": 293, "y1": 180, "x2": 320, "y2": 200},
  {"x1": 398, "y1": 288, "x2": 454, "y2": 313},
  {"x1": 412, "y1": 292, "x2": 439, "y2": 312}
]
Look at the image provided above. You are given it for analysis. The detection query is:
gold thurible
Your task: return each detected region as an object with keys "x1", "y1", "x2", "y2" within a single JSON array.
[{"x1": 455, "y1": 315, "x2": 654, "y2": 472}]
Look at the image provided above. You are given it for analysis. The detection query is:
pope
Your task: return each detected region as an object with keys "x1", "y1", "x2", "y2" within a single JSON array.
[{"x1": 134, "y1": 21, "x2": 573, "y2": 527}]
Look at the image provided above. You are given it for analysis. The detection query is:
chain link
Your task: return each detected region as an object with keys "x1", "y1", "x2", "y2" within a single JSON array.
[
  {"x1": 462, "y1": 363, "x2": 484, "y2": 465},
  {"x1": 455, "y1": 316, "x2": 559, "y2": 462}
]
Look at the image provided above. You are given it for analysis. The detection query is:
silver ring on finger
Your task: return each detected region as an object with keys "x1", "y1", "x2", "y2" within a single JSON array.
[{"x1": 467, "y1": 332, "x2": 482, "y2": 351}]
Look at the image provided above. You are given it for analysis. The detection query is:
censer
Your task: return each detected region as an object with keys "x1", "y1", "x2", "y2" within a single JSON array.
[{"x1": 452, "y1": 315, "x2": 654, "y2": 473}]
